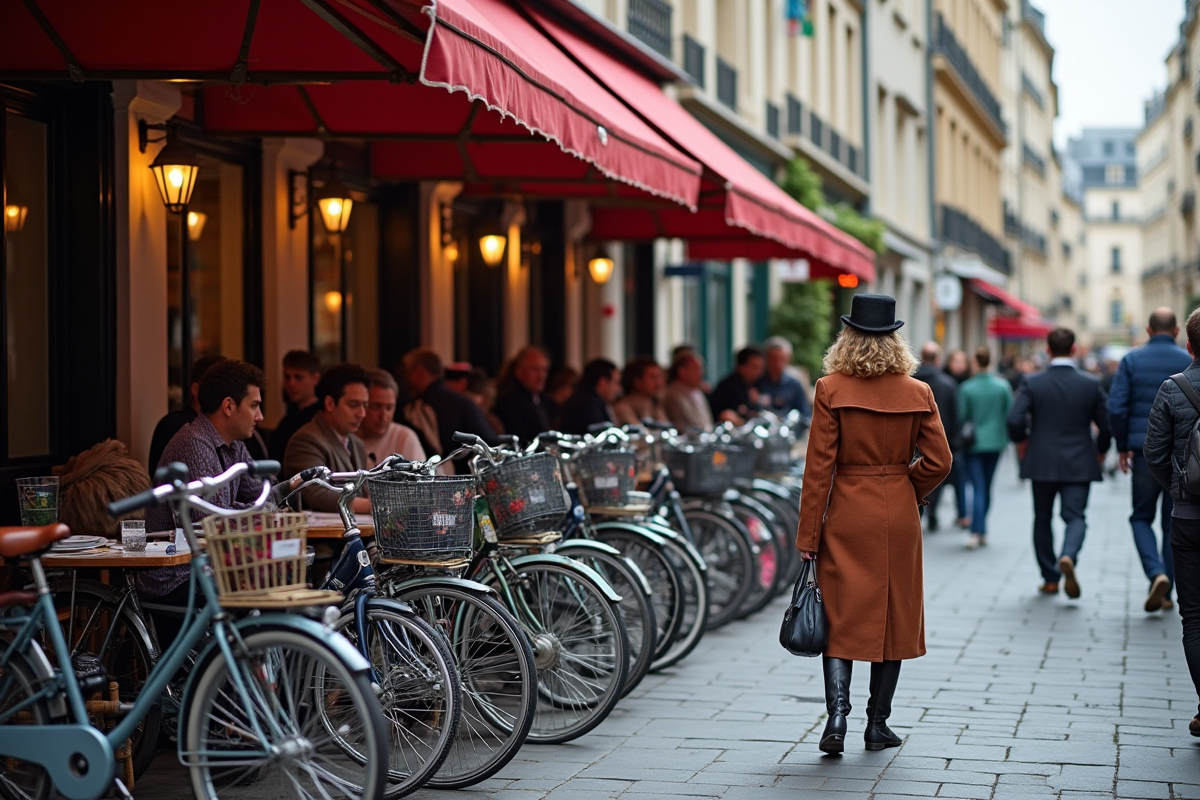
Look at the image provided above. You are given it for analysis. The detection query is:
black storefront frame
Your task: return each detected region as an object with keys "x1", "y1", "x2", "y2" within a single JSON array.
[{"x1": 0, "y1": 81, "x2": 117, "y2": 522}]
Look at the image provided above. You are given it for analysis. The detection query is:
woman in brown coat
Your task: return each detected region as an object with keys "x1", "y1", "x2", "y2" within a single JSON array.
[{"x1": 796, "y1": 294, "x2": 952, "y2": 754}]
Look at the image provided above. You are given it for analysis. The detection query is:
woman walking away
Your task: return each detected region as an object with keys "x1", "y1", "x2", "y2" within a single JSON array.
[
  {"x1": 957, "y1": 347, "x2": 1013, "y2": 549},
  {"x1": 796, "y1": 295, "x2": 952, "y2": 755}
]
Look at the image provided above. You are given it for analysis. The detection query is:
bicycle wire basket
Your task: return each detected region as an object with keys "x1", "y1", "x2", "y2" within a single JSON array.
[
  {"x1": 725, "y1": 442, "x2": 758, "y2": 487},
  {"x1": 477, "y1": 452, "x2": 569, "y2": 539},
  {"x1": 663, "y1": 442, "x2": 735, "y2": 496},
  {"x1": 756, "y1": 436, "x2": 795, "y2": 474},
  {"x1": 573, "y1": 449, "x2": 639, "y2": 508},
  {"x1": 203, "y1": 511, "x2": 310, "y2": 603},
  {"x1": 368, "y1": 472, "x2": 477, "y2": 561}
]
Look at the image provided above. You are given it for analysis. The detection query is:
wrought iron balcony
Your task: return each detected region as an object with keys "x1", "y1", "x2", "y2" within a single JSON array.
[
  {"x1": 932, "y1": 13, "x2": 1006, "y2": 136},
  {"x1": 1022, "y1": 144, "x2": 1046, "y2": 177},
  {"x1": 941, "y1": 204, "x2": 1012, "y2": 275},
  {"x1": 830, "y1": 129, "x2": 842, "y2": 162},
  {"x1": 809, "y1": 110, "x2": 824, "y2": 149},
  {"x1": 766, "y1": 101, "x2": 781, "y2": 139},
  {"x1": 1021, "y1": 72, "x2": 1044, "y2": 109},
  {"x1": 627, "y1": 0, "x2": 673, "y2": 59},
  {"x1": 1183, "y1": 190, "x2": 1195, "y2": 217},
  {"x1": 716, "y1": 57, "x2": 738, "y2": 110},
  {"x1": 682, "y1": 34, "x2": 705, "y2": 89},
  {"x1": 847, "y1": 144, "x2": 859, "y2": 176},
  {"x1": 786, "y1": 93, "x2": 803, "y2": 135}
]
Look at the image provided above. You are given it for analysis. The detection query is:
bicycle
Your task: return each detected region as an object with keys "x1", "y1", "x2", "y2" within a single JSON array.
[{"x1": 0, "y1": 460, "x2": 388, "y2": 800}]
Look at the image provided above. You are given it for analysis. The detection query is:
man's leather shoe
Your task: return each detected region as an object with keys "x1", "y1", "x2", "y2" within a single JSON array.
[
  {"x1": 1190, "y1": 716, "x2": 1200, "y2": 737},
  {"x1": 1038, "y1": 582, "x2": 1059, "y2": 595},
  {"x1": 1058, "y1": 556, "x2": 1080, "y2": 599},
  {"x1": 1145, "y1": 574, "x2": 1171, "y2": 612}
]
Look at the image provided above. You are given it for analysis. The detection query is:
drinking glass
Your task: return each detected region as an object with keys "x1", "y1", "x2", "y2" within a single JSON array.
[
  {"x1": 15, "y1": 476, "x2": 59, "y2": 526},
  {"x1": 121, "y1": 520, "x2": 147, "y2": 552}
]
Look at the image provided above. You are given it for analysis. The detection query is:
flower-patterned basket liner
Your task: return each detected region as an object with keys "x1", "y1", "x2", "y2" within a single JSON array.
[
  {"x1": 663, "y1": 444, "x2": 735, "y2": 496},
  {"x1": 574, "y1": 450, "x2": 639, "y2": 507},
  {"x1": 477, "y1": 453, "x2": 569, "y2": 539},
  {"x1": 367, "y1": 473, "x2": 477, "y2": 561}
]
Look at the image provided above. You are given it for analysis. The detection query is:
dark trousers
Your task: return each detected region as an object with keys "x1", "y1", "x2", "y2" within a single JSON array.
[
  {"x1": 965, "y1": 452, "x2": 1002, "y2": 535},
  {"x1": 1131, "y1": 454, "x2": 1174, "y2": 590},
  {"x1": 1170, "y1": 517, "x2": 1200, "y2": 714},
  {"x1": 1031, "y1": 481, "x2": 1091, "y2": 583},
  {"x1": 925, "y1": 457, "x2": 967, "y2": 527}
]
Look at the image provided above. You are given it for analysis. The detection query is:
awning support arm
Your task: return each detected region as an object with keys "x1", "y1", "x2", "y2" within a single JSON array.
[
  {"x1": 20, "y1": 0, "x2": 84, "y2": 81},
  {"x1": 297, "y1": 0, "x2": 410, "y2": 82},
  {"x1": 230, "y1": 0, "x2": 262, "y2": 84}
]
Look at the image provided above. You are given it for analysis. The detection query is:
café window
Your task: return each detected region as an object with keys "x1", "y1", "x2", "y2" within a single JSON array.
[
  {"x1": 3, "y1": 110, "x2": 51, "y2": 458},
  {"x1": 165, "y1": 135, "x2": 260, "y2": 410}
]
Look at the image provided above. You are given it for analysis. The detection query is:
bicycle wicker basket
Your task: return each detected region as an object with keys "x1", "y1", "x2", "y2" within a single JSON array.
[
  {"x1": 367, "y1": 472, "x2": 476, "y2": 561},
  {"x1": 477, "y1": 453, "x2": 568, "y2": 539},
  {"x1": 202, "y1": 511, "x2": 310, "y2": 602},
  {"x1": 573, "y1": 450, "x2": 639, "y2": 507},
  {"x1": 663, "y1": 443, "x2": 734, "y2": 496}
]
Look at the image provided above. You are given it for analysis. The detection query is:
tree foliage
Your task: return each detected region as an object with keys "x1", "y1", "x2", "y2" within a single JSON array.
[
  {"x1": 780, "y1": 156, "x2": 887, "y2": 254},
  {"x1": 768, "y1": 281, "x2": 833, "y2": 378}
]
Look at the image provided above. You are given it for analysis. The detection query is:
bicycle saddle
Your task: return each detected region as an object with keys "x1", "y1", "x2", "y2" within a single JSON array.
[{"x1": 0, "y1": 523, "x2": 72, "y2": 558}]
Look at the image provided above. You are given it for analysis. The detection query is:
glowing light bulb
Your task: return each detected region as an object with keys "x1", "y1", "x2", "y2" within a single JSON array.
[
  {"x1": 168, "y1": 167, "x2": 185, "y2": 188},
  {"x1": 479, "y1": 235, "x2": 506, "y2": 267}
]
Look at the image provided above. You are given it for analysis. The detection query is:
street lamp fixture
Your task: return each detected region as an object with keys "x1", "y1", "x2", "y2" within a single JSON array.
[
  {"x1": 479, "y1": 234, "x2": 507, "y2": 267},
  {"x1": 588, "y1": 256, "x2": 614, "y2": 284},
  {"x1": 287, "y1": 168, "x2": 355, "y2": 232},
  {"x1": 4, "y1": 204, "x2": 27, "y2": 233},
  {"x1": 138, "y1": 120, "x2": 200, "y2": 213},
  {"x1": 186, "y1": 211, "x2": 207, "y2": 241}
]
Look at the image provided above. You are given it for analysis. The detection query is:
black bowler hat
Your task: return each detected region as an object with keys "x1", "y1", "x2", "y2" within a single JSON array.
[{"x1": 841, "y1": 294, "x2": 904, "y2": 334}]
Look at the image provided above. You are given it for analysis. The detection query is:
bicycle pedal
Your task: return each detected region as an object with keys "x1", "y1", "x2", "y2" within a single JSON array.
[{"x1": 112, "y1": 778, "x2": 134, "y2": 800}]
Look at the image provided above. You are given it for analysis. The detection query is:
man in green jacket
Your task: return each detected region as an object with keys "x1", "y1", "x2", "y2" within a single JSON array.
[{"x1": 958, "y1": 347, "x2": 1013, "y2": 548}]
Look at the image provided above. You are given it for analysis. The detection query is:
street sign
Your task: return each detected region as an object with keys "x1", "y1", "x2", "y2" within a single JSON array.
[{"x1": 934, "y1": 273, "x2": 963, "y2": 311}]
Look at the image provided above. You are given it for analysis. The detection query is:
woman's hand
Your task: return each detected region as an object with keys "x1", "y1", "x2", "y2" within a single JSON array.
[{"x1": 800, "y1": 550, "x2": 816, "y2": 561}]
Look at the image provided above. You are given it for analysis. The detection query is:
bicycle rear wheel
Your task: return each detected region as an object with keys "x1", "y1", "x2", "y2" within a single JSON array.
[
  {"x1": 682, "y1": 507, "x2": 756, "y2": 630},
  {"x1": 333, "y1": 603, "x2": 461, "y2": 797},
  {"x1": 394, "y1": 585, "x2": 537, "y2": 789},
  {"x1": 0, "y1": 649, "x2": 52, "y2": 800},
  {"x1": 183, "y1": 628, "x2": 388, "y2": 800},
  {"x1": 589, "y1": 527, "x2": 684, "y2": 662}
]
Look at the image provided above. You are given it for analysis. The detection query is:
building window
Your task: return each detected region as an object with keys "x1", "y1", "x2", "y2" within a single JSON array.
[
  {"x1": 1110, "y1": 298, "x2": 1123, "y2": 327},
  {"x1": 1103, "y1": 140, "x2": 1114, "y2": 155},
  {"x1": 1111, "y1": 246, "x2": 1122, "y2": 273},
  {"x1": 1111, "y1": 201, "x2": 1120, "y2": 220},
  {"x1": 1106, "y1": 164, "x2": 1125, "y2": 184},
  {"x1": 4, "y1": 110, "x2": 51, "y2": 458}
]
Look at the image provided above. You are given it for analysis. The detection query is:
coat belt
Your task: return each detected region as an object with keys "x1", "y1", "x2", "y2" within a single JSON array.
[{"x1": 836, "y1": 464, "x2": 909, "y2": 476}]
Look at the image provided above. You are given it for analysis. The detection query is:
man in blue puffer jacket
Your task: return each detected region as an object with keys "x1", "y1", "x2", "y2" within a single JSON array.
[{"x1": 1110, "y1": 307, "x2": 1192, "y2": 612}]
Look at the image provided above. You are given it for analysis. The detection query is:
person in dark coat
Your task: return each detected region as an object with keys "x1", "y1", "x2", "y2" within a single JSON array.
[
  {"x1": 1109, "y1": 308, "x2": 1192, "y2": 612},
  {"x1": 493, "y1": 346, "x2": 552, "y2": 446},
  {"x1": 797, "y1": 295, "x2": 952, "y2": 755},
  {"x1": 1144, "y1": 306, "x2": 1200, "y2": 737},
  {"x1": 913, "y1": 342, "x2": 960, "y2": 531},
  {"x1": 269, "y1": 349, "x2": 323, "y2": 461},
  {"x1": 708, "y1": 346, "x2": 765, "y2": 424},
  {"x1": 401, "y1": 348, "x2": 498, "y2": 473},
  {"x1": 557, "y1": 359, "x2": 620, "y2": 435},
  {"x1": 1006, "y1": 327, "x2": 1112, "y2": 598}
]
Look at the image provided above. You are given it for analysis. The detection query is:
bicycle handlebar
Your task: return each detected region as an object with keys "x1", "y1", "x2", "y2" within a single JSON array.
[{"x1": 107, "y1": 460, "x2": 279, "y2": 518}]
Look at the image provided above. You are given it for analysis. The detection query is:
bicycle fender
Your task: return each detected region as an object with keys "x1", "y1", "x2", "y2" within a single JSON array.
[
  {"x1": 590, "y1": 521, "x2": 669, "y2": 547},
  {"x1": 506, "y1": 553, "x2": 623, "y2": 604},
  {"x1": 0, "y1": 724, "x2": 113, "y2": 800},
  {"x1": 390, "y1": 575, "x2": 497, "y2": 597},
  {"x1": 552, "y1": 541, "x2": 655, "y2": 595},
  {"x1": 363, "y1": 595, "x2": 415, "y2": 616}
]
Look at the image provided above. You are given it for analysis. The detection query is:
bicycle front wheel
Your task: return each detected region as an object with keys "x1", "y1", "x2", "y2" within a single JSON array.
[
  {"x1": 183, "y1": 627, "x2": 388, "y2": 800},
  {"x1": 0, "y1": 648, "x2": 52, "y2": 800},
  {"x1": 333, "y1": 604, "x2": 461, "y2": 798}
]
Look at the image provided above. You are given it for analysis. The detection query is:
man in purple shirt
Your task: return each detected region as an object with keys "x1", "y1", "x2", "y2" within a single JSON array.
[{"x1": 139, "y1": 361, "x2": 269, "y2": 638}]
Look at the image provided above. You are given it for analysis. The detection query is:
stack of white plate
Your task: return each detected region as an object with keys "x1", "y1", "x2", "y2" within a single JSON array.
[{"x1": 51, "y1": 535, "x2": 109, "y2": 552}]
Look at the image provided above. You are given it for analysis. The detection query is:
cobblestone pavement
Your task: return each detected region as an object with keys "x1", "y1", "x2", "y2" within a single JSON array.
[{"x1": 132, "y1": 456, "x2": 1200, "y2": 799}]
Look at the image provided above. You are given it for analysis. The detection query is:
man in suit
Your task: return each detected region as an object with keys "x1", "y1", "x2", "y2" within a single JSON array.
[
  {"x1": 914, "y1": 342, "x2": 961, "y2": 531},
  {"x1": 557, "y1": 358, "x2": 620, "y2": 434},
  {"x1": 493, "y1": 346, "x2": 552, "y2": 445},
  {"x1": 1007, "y1": 328, "x2": 1112, "y2": 598},
  {"x1": 401, "y1": 348, "x2": 498, "y2": 473},
  {"x1": 1109, "y1": 308, "x2": 1192, "y2": 612}
]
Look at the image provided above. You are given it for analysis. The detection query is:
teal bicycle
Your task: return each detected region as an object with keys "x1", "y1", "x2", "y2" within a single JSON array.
[{"x1": 0, "y1": 460, "x2": 389, "y2": 800}]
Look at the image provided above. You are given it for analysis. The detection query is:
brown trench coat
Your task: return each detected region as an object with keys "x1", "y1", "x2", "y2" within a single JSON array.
[{"x1": 795, "y1": 371, "x2": 952, "y2": 662}]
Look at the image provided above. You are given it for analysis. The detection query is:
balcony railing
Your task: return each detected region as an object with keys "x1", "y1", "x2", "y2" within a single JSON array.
[
  {"x1": 941, "y1": 205, "x2": 1012, "y2": 275},
  {"x1": 786, "y1": 93, "x2": 803, "y2": 135},
  {"x1": 810, "y1": 110, "x2": 824, "y2": 149},
  {"x1": 847, "y1": 144, "x2": 859, "y2": 176},
  {"x1": 766, "y1": 101, "x2": 781, "y2": 139},
  {"x1": 627, "y1": 0, "x2": 673, "y2": 59},
  {"x1": 1021, "y1": 72, "x2": 1044, "y2": 109},
  {"x1": 933, "y1": 13, "x2": 1006, "y2": 136},
  {"x1": 829, "y1": 129, "x2": 842, "y2": 162},
  {"x1": 1022, "y1": 143, "x2": 1046, "y2": 177},
  {"x1": 1183, "y1": 191, "x2": 1196, "y2": 217},
  {"x1": 682, "y1": 34, "x2": 705, "y2": 89},
  {"x1": 716, "y1": 57, "x2": 737, "y2": 110}
]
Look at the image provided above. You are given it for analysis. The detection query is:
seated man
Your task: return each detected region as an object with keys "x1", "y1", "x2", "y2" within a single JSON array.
[
  {"x1": 269, "y1": 349, "x2": 323, "y2": 461},
  {"x1": 401, "y1": 347, "x2": 498, "y2": 473},
  {"x1": 284, "y1": 363, "x2": 373, "y2": 513},
  {"x1": 708, "y1": 346, "x2": 765, "y2": 425},
  {"x1": 664, "y1": 352, "x2": 714, "y2": 432},
  {"x1": 613, "y1": 356, "x2": 669, "y2": 426},
  {"x1": 755, "y1": 336, "x2": 811, "y2": 422},
  {"x1": 140, "y1": 360, "x2": 271, "y2": 643},
  {"x1": 557, "y1": 358, "x2": 620, "y2": 435},
  {"x1": 493, "y1": 346, "x2": 552, "y2": 445},
  {"x1": 359, "y1": 369, "x2": 426, "y2": 467}
]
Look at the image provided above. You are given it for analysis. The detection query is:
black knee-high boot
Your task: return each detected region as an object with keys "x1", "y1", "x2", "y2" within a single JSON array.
[
  {"x1": 864, "y1": 660, "x2": 903, "y2": 750},
  {"x1": 820, "y1": 656, "x2": 853, "y2": 754}
]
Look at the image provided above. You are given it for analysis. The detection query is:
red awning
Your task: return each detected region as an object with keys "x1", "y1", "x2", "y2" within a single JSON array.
[
  {"x1": 988, "y1": 316, "x2": 1055, "y2": 340},
  {"x1": 523, "y1": 5, "x2": 875, "y2": 281},
  {"x1": 968, "y1": 278, "x2": 1040, "y2": 318}
]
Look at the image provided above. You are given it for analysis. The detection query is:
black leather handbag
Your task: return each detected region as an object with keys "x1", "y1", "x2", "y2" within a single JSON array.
[{"x1": 779, "y1": 557, "x2": 828, "y2": 657}]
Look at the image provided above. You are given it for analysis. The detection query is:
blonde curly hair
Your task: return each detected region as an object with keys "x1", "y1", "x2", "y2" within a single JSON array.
[{"x1": 822, "y1": 327, "x2": 919, "y2": 378}]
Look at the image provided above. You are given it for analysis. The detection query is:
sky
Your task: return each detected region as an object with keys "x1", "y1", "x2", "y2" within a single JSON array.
[{"x1": 1036, "y1": 0, "x2": 1181, "y2": 150}]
